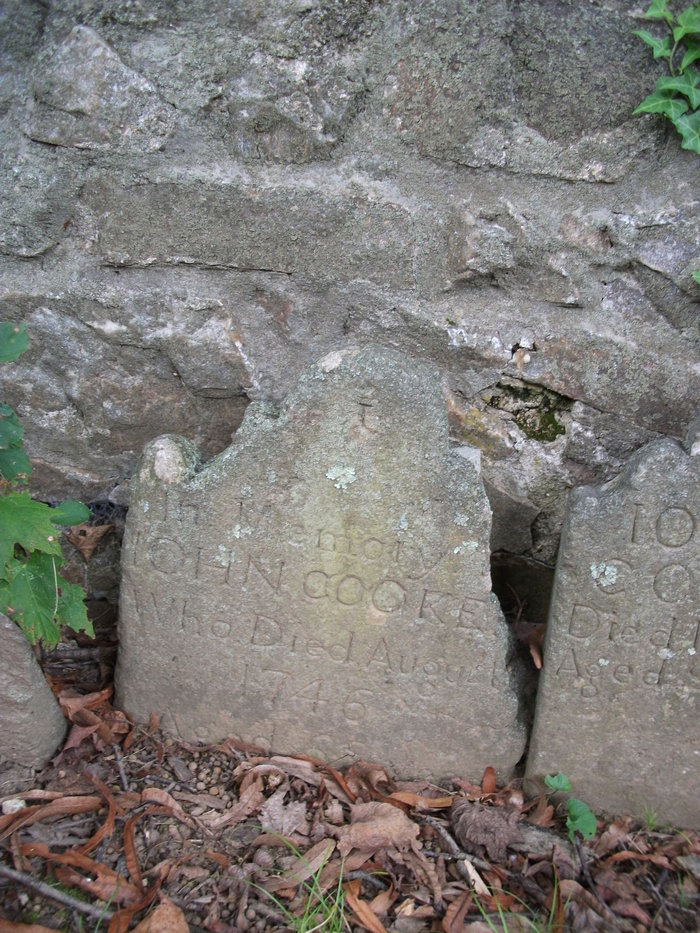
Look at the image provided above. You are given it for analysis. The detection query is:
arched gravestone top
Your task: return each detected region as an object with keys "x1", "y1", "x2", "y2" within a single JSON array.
[
  {"x1": 116, "y1": 346, "x2": 525, "y2": 780},
  {"x1": 528, "y1": 438, "x2": 700, "y2": 829}
]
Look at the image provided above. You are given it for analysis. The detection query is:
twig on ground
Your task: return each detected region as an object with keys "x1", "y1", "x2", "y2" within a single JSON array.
[
  {"x1": 113, "y1": 743, "x2": 130, "y2": 792},
  {"x1": 0, "y1": 863, "x2": 115, "y2": 922},
  {"x1": 574, "y1": 836, "x2": 631, "y2": 929}
]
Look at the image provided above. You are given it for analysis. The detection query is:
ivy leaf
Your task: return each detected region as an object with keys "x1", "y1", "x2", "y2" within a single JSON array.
[
  {"x1": 544, "y1": 772, "x2": 572, "y2": 793},
  {"x1": 642, "y1": 0, "x2": 673, "y2": 24},
  {"x1": 680, "y1": 38, "x2": 700, "y2": 71},
  {"x1": 0, "y1": 491, "x2": 62, "y2": 571},
  {"x1": 0, "y1": 447, "x2": 32, "y2": 483},
  {"x1": 57, "y1": 576, "x2": 93, "y2": 641},
  {"x1": 0, "y1": 322, "x2": 29, "y2": 363},
  {"x1": 673, "y1": 7, "x2": 700, "y2": 44},
  {"x1": 0, "y1": 553, "x2": 92, "y2": 648},
  {"x1": 673, "y1": 107, "x2": 700, "y2": 152},
  {"x1": 633, "y1": 28, "x2": 672, "y2": 59},
  {"x1": 566, "y1": 798, "x2": 597, "y2": 842},
  {"x1": 0, "y1": 552, "x2": 62, "y2": 648},
  {"x1": 633, "y1": 89, "x2": 690, "y2": 119},
  {"x1": 0, "y1": 403, "x2": 23, "y2": 448},
  {"x1": 657, "y1": 68, "x2": 700, "y2": 109},
  {"x1": 51, "y1": 499, "x2": 91, "y2": 526}
]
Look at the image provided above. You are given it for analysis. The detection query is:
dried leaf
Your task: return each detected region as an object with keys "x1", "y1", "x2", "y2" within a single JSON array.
[
  {"x1": 441, "y1": 890, "x2": 472, "y2": 933},
  {"x1": 594, "y1": 817, "x2": 633, "y2": 857},
  {"x1": 344, "y1": 878, "x2": 388, "y2": 933},
  {"x1": 0, "y1": 796, "x2": 101, "y2": 842},
  {"x1": 21, "y1": 842, "x2": 142, "y2": 906},
  {"x1": 140, "y1": 788, "x2": 195, "y2": 827},
  {"x1": 459, "y1": 857, "x2": 489, "y2": 895},
  {"x1": 604, "y1": 849, "x2": 673, "y2": 869},
  {"x1": 131, "y1": 896, "x2": 189, "y2": 932},
  {"x1": 336, "y1": 801, "x2": 420, "y2": 857},
  {"x1": 451, "y1": 799, "x2": 522, "y2": 862},
  {"x1": 58, "y1": 687, "x2": 113, "y2": 717},
  {"x1": 265, "y1": 839, "x2": 336, "y2": 893},
  {"x1": 259, "y1": 787, "x2": 308, "y2": 836},
  {"x1": 66, "y1": 523, "x2": 114, "y2": 562},
  {"x1": 481, "y1": 767, "x2": 497, "y2": 796},
  {"x1": 202, "y1": 775, "x2": 264, "y2": 831},
  {"x1": 389, "y1": 791, "x2": 453, "y2": 810}
]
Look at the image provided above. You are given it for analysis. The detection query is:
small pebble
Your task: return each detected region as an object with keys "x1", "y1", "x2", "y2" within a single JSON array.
[{"x1": 209, "y1": 786, "x2": 220, "y2": 796}]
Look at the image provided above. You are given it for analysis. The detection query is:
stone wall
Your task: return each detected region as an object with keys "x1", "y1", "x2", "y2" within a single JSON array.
[{"x1": 1, "y1": 0, "x2": 698, "y2": 576}]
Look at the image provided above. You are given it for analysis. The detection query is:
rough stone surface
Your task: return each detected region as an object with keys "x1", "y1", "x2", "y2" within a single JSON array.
[
  {"x1": 527, "y1": 439, "x2": 700, "y2": 828},
  {"x1": 0, "y1": 0, "x2": 698, "y2": 572},
  {"x1": 0, "y1": 613, "x2": 67, "y2": 769},
  {"x1": 117, "y1": 346, "x2": 526, "y2": 781}
]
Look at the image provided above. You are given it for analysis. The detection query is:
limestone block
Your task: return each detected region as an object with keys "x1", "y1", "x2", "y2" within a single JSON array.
[
  {"x1": 0, "y1": 613, "x2": 66, "y2": 769},
  {"x1": 527, "y1": 439, "x2": 700, "y2": 828},
  {"x1": 26, "y1": 25, "x2": 175, "y2": 152},
  {"x1": 117, "y1": 346, "x2": 526, "y2": 782},
  {"x1": 85, "y1": 178, "x2": 415, "y2": 289}
]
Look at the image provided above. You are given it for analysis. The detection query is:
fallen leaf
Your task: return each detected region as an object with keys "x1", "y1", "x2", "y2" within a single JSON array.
[
  {"x1": 441, "y1": 890, "x2": 472, "y2": 933},
  {"x1": 66, "y1": 523, "x2": 114, "y2": 562},
  {"x1": 336, "y1": 801, "x2": 420, "y2": 857},
  {"x1": 459, "y1": 857, "x2": 489, "y2": 895},
  {"x1": 0, "y1": 796, "x2": 102, "y2": 842},
  {"x1": 259, "y1": 787, "x2": 308, "y2": 836},
  {"x1": 344, "y1": 878, "x2": 388, "y2": 933},
  {"x1": 481, "y1": 767, "x2": 497, "y2": 796},
  {"x1": 451, "y1": 798, "x2": 522, "y2": 862},
  {"x1": 20, "y1": 842, "x2": 142, "y2": 906},
  {"x1": 131, "y1": 896, "x2": 189, "y2": 932},
  {"x1": 389, "y1": 791, "x2": 453, "y2": 810},
  {"x1": 265, "y1": 839, "x2": 336, "y2": 893}
]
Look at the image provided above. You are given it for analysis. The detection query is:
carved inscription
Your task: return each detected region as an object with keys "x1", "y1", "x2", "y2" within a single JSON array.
[
  {"x1": 118, "y1": 347, "x2": 525, "y2": 778},
  {"x1": 554, "y1": 499, "x2": 699, "y2": 699}
]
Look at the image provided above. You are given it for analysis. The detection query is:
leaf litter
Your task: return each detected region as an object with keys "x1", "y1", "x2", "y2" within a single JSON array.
[{"x1": 1, "y1": 687, "x2": 699, "y2": 929}]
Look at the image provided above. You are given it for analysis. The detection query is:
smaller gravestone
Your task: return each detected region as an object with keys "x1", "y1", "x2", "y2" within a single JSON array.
[
  {"x1": 117, "y1": 346, "x2": 525, "y2": 781},
  {"x1": 527, "y1": 438, "x2": 700, "y2": 828},
  {"x1": 0, "y1": 613, "x2": 67, "y2": 770}
]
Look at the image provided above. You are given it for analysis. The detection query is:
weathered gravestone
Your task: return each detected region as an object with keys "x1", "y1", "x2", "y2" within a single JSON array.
[
  {"x1": 117, "y1": 346, "x2": 525, "y2": 780},
  {"x1": 527, "y1": 438, "x2": 700, "y2": 828},
  {"x1": 0, "y1": 612, "x2": 67, "y2": 771}
]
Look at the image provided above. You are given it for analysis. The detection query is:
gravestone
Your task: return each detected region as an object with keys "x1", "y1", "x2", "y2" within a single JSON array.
[
  {"x1": 117, "y1": 346, "x2": 525, "y2": 780},
  {"x1": 0, "y1": 612, "x2": 67, "y2": 770},
  {"x1": 527, "y1": 438, "x2": 700, "y2": 828}
]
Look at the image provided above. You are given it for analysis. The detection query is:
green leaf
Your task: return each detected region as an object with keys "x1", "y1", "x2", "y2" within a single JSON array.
[
  {"x1": 0, "y1": 322, "x2": 29, "y2": 363},
  {"x1": 57, "y1": 576, "x2": 93, "y2": 640},
  {"x1": 673, "y1": 7, "x2": 700, "y2": 44},
  {"x1": 673, "y1": 107, "x2": 700, "y2": 151},
  {"x1": 657, "y1": 68, "x2": 700, "y2": 108},
  {"x1": 0, "y1": 403, "x2": 24, "y2": 449},
  {"x1": 567, "y1": 798, "x2": 598, "y2": 842},
  {"x1": 642, "y1": 0, "x2": 673, "y2": 23},
  {"x1": 51, "y1": 499, "x2": 91, "y2": 526},
  {"x1": 633, "y1": 90, "x2": 690, "y2": 119},
  {"x1": 0, "y1": 447, "x2": 32, "y2": 483},
  {"x1": 0, "y1": 552, "x2": 62, "y2": 647},
  {"x1": 0, "y1": 553, "x2": 91, "y2": 647},
  {"x1": 0, "y1": 491, "x2": 62, "y2": 570},
  {"x1": 544, "y1": 772, "x2": 572, "y2": 793},
  {"x1": 633, "y1": 29, "x2": 672, "y2": 59},
  {"x1": 693, "y1": 268, "x2": 700, "y2": 284},
  {"x1": 680, "y1": 39, "x2": 700, "y2": 71}
]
